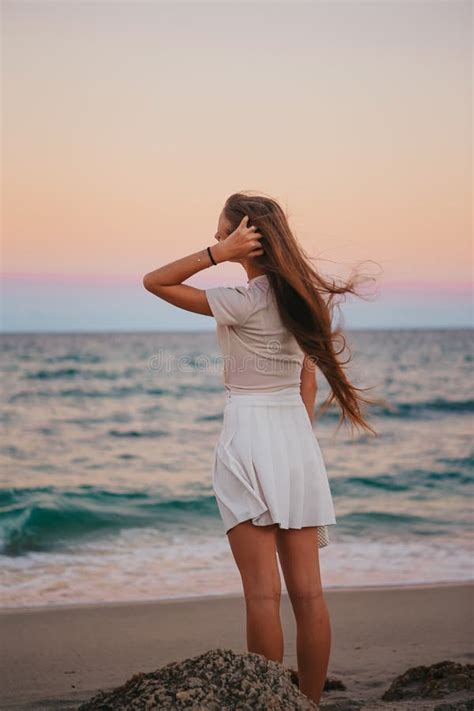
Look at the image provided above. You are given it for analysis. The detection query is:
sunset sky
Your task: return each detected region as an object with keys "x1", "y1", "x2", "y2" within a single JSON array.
[{"x1": 2, "y1": 0, "x2": 472, "y2": 331}]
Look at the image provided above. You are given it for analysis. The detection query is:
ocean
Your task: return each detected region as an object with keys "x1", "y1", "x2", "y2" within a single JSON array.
[{"x1": 1, "y1": 329, "x2": 472, "y2": 609}]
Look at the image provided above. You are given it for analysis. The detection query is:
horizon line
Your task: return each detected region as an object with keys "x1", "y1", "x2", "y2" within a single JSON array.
[
  {"x1": 1, "y1": 326, "x2": 472, "y2": 336},
  {"x1": 1, "y1": 272, "x2": 472, "y2": 293}
]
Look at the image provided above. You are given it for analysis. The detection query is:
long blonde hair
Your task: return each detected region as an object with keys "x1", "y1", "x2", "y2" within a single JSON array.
[{"x1": 224, "y1": 191, "x2": 379, "y2": 436}]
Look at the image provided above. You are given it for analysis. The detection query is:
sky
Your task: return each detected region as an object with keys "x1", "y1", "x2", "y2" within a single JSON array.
[{"x1": 1, "y1": 0, "x2": 472, "y2": 332}]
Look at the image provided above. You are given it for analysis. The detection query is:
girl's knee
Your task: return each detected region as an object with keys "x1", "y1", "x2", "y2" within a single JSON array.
[
  {"x1": 244, "y1": 585, "x2": 281, "y2": 606},
  {"x1": 288, "y1": 584, "x2": 324, "y2": 610}
]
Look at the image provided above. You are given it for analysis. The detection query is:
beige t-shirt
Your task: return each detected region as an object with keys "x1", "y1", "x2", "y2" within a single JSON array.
[{"x1": 205, "y1": 274, "x2": 305, "y2": 392}]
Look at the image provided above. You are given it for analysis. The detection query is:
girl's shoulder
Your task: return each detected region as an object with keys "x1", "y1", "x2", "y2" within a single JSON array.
[{"x1": 205, "y1": 276, "x2": 270, "y2": 328}]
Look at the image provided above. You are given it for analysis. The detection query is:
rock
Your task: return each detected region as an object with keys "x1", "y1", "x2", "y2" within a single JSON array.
[
  {"x1": 78, "y1": 647, "x2": 320, "y2": 710},
  {"x1": 324, "y1": 678, "x2": 346, "y2": 691},
  {"x1": 319, "y1": 700, "x2": 363, "y2": 710},
  {"x1": 434, "y1": 700, "x2": 474, "y2": 711},
  {"x1": 289, "y1": 668, "x2": 345, "y2": 692},
  {"x1": 382, "y1": 660, "x2": 474, "y2": 701}
]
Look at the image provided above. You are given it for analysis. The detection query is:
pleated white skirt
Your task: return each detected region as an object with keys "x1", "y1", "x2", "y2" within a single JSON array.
[{"x1": 211, "y1": 385, "x2": 337, "y2": 549}]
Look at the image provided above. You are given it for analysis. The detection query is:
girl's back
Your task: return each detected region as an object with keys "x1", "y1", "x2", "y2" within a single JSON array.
[{"x1": 206, "y1": 274, "x2": 305, "y2": 393}]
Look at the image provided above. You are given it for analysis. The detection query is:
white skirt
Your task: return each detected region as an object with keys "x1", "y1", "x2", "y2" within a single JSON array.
[{"x1": 212, "y1": 386, "x2": 337, "y2": 549}]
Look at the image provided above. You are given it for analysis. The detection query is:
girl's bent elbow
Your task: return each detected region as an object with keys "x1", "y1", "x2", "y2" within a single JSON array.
[{"x1": 143, "y1": 274, "x2": 156, "y2": 292}]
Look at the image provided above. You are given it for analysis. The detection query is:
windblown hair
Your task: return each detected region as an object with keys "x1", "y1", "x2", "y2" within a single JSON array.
[{"x1": 223, "y1": 191, "x2": 380, "y2": 436}]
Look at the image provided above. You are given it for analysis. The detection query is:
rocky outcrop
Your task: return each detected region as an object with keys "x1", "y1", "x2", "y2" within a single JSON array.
[
  {"x1": 382, "y1": 660, "x2": 474, "y2": 702},
  {"x1": 78, "y1": 647, "x2": 319, "y2": 710}
]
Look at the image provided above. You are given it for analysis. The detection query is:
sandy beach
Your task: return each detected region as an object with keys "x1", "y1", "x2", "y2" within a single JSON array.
[{"x1": 0, "y1": 582, "x2": 472, "y2": 709}]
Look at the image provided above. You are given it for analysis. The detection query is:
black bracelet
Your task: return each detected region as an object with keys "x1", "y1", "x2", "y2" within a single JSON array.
[{"x1": 207, "y1": 245, "x2": 217, "y2": 266}]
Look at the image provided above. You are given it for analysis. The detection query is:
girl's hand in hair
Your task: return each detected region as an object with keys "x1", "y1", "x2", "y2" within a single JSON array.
[{"x1": 215, "y1": 215, "x2": 264, "y2": 263}]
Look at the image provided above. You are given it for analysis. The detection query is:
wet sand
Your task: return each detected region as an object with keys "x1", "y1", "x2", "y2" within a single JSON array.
[{"x1": 0, "y1": 582, "x2": 472, "y2": 709}]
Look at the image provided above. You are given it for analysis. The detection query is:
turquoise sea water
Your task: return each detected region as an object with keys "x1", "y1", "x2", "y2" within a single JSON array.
[{"x1": 0, "y1": 329, "x2": 473, "y2": 608}]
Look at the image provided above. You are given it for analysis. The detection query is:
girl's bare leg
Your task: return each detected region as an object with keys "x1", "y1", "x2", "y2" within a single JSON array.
[
  {"x1": 227, "y1": 520, "x2": 283, "y2": 662},
  {"x1": 276, "y1": 526, "x2": 330, "y2": 705}
]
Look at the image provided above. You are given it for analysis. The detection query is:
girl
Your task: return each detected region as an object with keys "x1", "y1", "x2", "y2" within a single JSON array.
[{"x1": 143, "y1": 192, "x2": 376, "y2": 706}]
